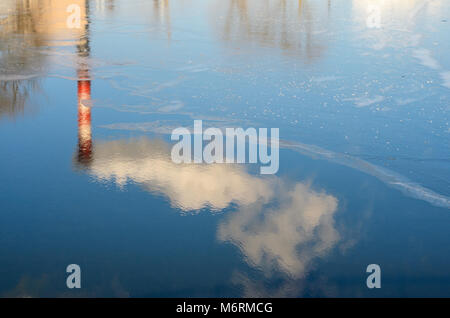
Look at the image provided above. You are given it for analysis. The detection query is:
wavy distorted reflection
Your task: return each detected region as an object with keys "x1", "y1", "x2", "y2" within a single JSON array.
[
  {"x1": 71, "y1": 15, "x2": 340, "y2": 278},
  {"x1": 352, "y1": 0, "x2": 450, "y2": 91},
  {"x1": 0, "y1": 0, "x2": 90, "y2": 118},
  {"x1": 218, "y1": 180, "x2": 340, "y2": 296},
  {"x1": 74, "y1": 132, "x2": 340, "y2": 288},
  {"x1": 150, "y1": 0, "x2": 171, "y2": 41},
  {"x1": 218, "y1": 183, "x2": 338, "y2": 279},
  {"x1": 75, "y1": 137, "x2": 274, "y2": 211},
  {"x1": 215, "y1": 0, "x2": 331, "y2": 62}
]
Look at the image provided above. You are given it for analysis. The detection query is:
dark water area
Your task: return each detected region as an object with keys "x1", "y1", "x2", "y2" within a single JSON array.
[{"x1": 0, "y1": 0, "x2": 449, "y2": 297}]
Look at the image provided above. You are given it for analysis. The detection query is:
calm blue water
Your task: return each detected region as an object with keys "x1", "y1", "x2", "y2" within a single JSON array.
[{"x1": 0, "y1": 0, "x2": 449, "y2": 297}]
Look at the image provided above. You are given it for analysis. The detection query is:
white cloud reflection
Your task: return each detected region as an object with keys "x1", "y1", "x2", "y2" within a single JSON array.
[
  {"x1": 218, "y1": 183, "x2": 338, "y2": 279},
  {"x1": 80, "y1": 136, "x2": 340, "y2": 279},
  {"x1": 85, "y1": 137, "x2": 274, "y2": 211}
]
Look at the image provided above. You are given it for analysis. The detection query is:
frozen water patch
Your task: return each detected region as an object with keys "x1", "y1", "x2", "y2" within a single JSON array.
[
  {"x1": 396, "y1": 98, "x2": 418, "y2": 106},
  {"x1": 98, "y1": 120, "x2": 450, "y2": 209},
  {"x1": 344, "y1": 95, "x2": 385, "y2": 108},
  {"x1": 100, "y1": 122, "x2": 186, "y2": 135},
  {"x1": 441, "y1": 71, "x2": 450, "y2": 89},
  {"x1": 152, "y1": 77, "x2": 186, "y2": 92},
  {"x1": 47, "y1": 74, "x2": 90, "y2": 81},
  {"x1": 412, "y1": 48, "x2": 440, "y2": 70},
  {"x1": 0, "y1": 73, "x2": 41, "y2": 81},
  {"x1": 80, "y1": 99, "x2": 93, "y2": 108},
  {"x1": 281, "y1": 140, "x2": 450, "y2": 209},
  {"x1": 178, "y1": 64, "x2": 210, "y2": 73},
  {"x1": 107, "y1": 76, "x2": 186, "y2": 98},
  {"x1": 411, "y1": 48, "x2": 450, "y2": 90},
  {"x1": 311, "y1": 76, "x2": 343, "y2": 83},
  {"x1": 158, "y1": 100, "x2": 184, "y2": 112},
  {"x1": 355, "y1": 95, "x2": 385, "y2": 108}
]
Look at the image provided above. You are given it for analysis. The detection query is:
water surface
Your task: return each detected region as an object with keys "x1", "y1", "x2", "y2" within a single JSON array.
[{"x1": 0, "y1": 0, "x2": 449, "y2": 297}]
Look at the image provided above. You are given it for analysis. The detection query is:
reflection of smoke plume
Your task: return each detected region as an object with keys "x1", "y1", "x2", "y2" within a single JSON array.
[
  {"x1": 77, "y1": 136, "x2": 339, "y2": 284},
  {"x1": 218, "y1": 182, "x2": 339, "y2": 279},
  {"x1": 217, "y1": 173, "x2": 339, "y2": 296},
  {"x1": 80, "y1": 137, "x2": 274, "y2": 211}
]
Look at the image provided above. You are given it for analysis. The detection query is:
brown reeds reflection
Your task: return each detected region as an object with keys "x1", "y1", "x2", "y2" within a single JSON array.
[
  {"x1": 216, "y1": 0, "x2": 331, "y2": 62},
  {"x1": 150, "y1": 0, "x2": 171, "y2": 41}
]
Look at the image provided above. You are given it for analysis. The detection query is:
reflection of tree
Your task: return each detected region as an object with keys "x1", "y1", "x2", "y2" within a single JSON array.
[
  {"x1": 0, "y1": 0, "x2": 46, "y2": 118},
  {"x1": 0, "y1": 80, "x2": 40, "y2": 119},
  {"x1": 95, "y1": 0, "x2": 115, "y2": 13},
  {"x1": 218, "y1": 0, "x2": 330, "y2": 62},
  {"x1": 151, "y1": 0, "x2": 171, "y2": 41}
]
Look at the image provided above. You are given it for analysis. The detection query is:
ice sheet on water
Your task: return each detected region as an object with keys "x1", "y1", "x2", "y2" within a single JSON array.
[
  {"x1": 441, "y1": 71, "x2": 450, "y2": 89},
  {"x1": 0, "y1": 74, "x2": 40, "y2": 81},
  {"x1": 96, "y1": 119, "x2": 450, "y2": 209}
]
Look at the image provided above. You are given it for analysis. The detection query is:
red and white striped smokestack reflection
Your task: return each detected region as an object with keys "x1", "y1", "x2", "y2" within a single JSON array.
[{"x1": 77, "y1": 73, "x2": 92, "y2": 165}]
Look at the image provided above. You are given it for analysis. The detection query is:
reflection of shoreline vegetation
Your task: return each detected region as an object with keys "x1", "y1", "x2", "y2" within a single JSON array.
[
  {"x1": 0, "y1": 80, "x2": 41, "y2": 119},
  {"x1": 218, "y1": 0, "x2": 330, "y2": 62},
  {"x1": 0, "y1": 1, "x2": 47, "y2": 119}
]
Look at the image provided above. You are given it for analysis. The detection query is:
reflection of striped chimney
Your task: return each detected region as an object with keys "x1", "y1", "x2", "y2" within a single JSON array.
[
  {"x1": 77, "y1": 69, "x2": 92, "y2": 165},
  {"x1": 75, "y1": 0, "x2": 92, "y2": 167}
]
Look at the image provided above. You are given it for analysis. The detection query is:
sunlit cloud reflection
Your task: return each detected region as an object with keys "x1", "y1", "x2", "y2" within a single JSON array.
[
  {"x1": 80, "y1": 137, "x2": 274, "y2": 211},
  {"x1": 218, "y1": 182, "x2": 339, "y2": 279},
  {"x1": 76, "y1": 136, "x2": 340, "y2": 281}
]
